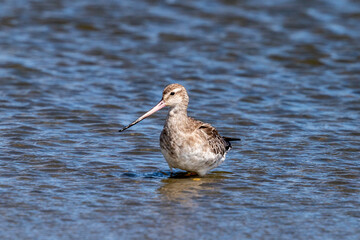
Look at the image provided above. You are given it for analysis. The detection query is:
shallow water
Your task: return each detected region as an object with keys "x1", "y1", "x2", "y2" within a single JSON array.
[{"x1": 1, "y1": 0, "x2": 360, "y2": 239}]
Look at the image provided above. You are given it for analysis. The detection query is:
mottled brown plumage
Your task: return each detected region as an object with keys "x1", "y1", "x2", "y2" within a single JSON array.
[{"x1": 119, "y1": 83, "x2": 240, "y2": 176}]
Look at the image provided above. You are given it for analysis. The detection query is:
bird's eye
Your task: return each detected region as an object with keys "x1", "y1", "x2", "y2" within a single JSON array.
[{"x1": 170, "y1": 92, "x2": 175, "y2": 95}]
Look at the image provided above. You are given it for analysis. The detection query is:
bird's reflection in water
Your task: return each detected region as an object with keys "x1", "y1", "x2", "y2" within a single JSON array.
[{"x1": 157, "y1": 172, "x2": 227, "y2": 207}]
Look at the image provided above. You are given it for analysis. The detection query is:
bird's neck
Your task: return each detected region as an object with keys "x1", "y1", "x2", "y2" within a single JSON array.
[
  {"x1": 168, "y1": 105, "x2": 187, "y2": 117},
  {"x1": 165, "y1": 105, "x2": 188, "y2": 129}
]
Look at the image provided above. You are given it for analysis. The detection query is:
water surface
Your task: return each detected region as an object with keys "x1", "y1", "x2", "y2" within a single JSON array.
[{"x1": 1, "y1": 0, "x2": 360, "y2": 239}]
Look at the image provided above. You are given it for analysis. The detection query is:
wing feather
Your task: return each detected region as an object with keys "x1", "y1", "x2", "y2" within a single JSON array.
[{"x1": 198, "y1": 123, "x2": 227, "y2": 155}]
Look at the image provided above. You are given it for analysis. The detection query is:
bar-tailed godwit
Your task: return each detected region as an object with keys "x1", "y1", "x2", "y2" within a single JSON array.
[{"x1": 119, "y1": 84, "x2": 240, "y2": 176}]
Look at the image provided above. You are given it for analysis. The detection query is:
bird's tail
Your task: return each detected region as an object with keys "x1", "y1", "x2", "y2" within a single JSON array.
[
  {"x1": 223, "y1": 137, "x2": 241, "y2": 151},
  {"x1": 223, "y1": 137, "x2": 241, "y2": 142}
]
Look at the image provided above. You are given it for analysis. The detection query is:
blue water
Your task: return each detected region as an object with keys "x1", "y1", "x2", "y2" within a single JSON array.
[{"x1": 1, "y1": 0, "x2": 359, "y2": 239}]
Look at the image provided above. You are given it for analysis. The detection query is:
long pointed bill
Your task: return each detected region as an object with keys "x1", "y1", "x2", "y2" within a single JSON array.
[{"x1": 119, "y1": 100, "x2": 166, "y2": 132}]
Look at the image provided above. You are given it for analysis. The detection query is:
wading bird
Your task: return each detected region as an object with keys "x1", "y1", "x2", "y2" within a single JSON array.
[{"x1": 119, "y1": 84, "x2": 240, "y2": 176}]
